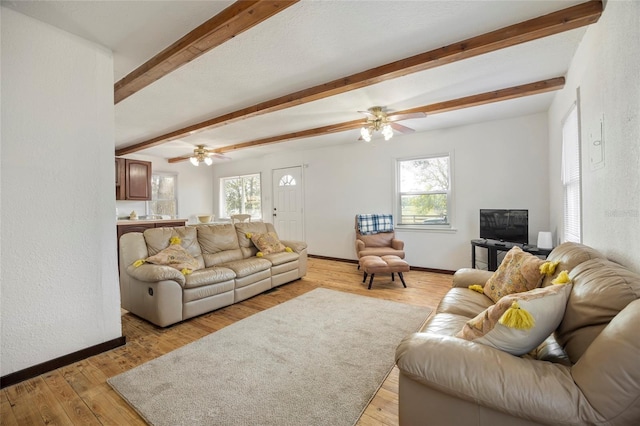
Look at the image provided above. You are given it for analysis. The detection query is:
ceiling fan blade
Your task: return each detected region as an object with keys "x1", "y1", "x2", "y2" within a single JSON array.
[
  {"x1": 386, "y1": 112, "x2": 427, "y2": 122},
  {"x1": 210, "y1": 153, "x2": 231, "y2": 160},
  {"x1": 357, "y1": 110, "x2": 376, "y2": 118},
  {"x1": 203, "y1": 148, "x2": 231, "y2": 160},
  {"x1": 390, "y1": 122, "x2": 415, "y2": 134}
]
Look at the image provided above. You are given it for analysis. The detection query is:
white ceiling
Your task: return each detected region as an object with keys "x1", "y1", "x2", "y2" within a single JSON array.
[{"x1": 3, "y1": 0, "x2": 589, "y2": 164}]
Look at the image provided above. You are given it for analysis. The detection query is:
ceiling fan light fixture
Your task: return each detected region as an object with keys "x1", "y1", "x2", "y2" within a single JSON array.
[
  {"x1": 382, "y1": 124, "x2": 393, "y2": 141},
  {"x1": 204, "y1": 156, "x2": 213, "y2": 166},
  {"x1": 190, "y1": 156, "x2": 199, "y2": 166},
  {"x1": 360, "y1": 126, "x2": 372, "y2": 142}
]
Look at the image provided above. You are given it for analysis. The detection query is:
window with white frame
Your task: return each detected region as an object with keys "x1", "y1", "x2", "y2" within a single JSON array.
[
  {"x1": 147, "y1": 172, "x2": 178, "y2": 218},
  {"x1": 562, "y1": 103, "x2": 581, "y2": 243},
  {"x1": 396, "y1": 155, "x2": 451, "y2": 227},
  {"x1": 220, "y1": 173, "x2": 262, "y2": 219}
]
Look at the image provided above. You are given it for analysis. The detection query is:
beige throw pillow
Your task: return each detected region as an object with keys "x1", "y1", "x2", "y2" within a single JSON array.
[
  {"x1": 484, "y1": 246, "x2": 545, "y2": 303},
  {"x1": 457, "y1": 283, "x2": 573, "y2": 356},
  {"x1": 145, "y1": 244, "x2": 200, "y2": 271},
  {"x1": 250, "y1": 232, "x2": 286, "y2": 255}
]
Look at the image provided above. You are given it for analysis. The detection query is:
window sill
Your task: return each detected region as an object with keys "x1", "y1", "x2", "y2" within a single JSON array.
[{"x1": 395, "y1": 225, "x2": 458, "y2": 233}]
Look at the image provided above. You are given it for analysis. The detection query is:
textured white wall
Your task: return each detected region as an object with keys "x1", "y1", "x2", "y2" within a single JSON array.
[
  {"x1": 115, "y1": 153, "x2": 214, "y2": 224},
  {"x1": 548, "y1": 0, "x2": 640, "y2": 272},
  {"x1": 1, "y1": 8, "x2": 122, "y2": 375},
  {"x1": 211, "y1": 113, "x2": 550, "y2": 271}
]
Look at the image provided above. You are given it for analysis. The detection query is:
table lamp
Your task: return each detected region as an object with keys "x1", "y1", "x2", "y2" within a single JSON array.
[{"x1": 537, "y1": 231, "x2": 553, "y2": 249}]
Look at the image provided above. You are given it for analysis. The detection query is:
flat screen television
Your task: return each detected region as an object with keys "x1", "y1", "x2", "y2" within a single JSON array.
[{"x1": 480, "y1": 209, "x2": 529, "y2": 244}]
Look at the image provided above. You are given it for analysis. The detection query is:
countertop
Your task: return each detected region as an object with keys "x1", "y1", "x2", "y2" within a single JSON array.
[{"x1": 117, "y1": 218, "x2": 188, "y2": 225}]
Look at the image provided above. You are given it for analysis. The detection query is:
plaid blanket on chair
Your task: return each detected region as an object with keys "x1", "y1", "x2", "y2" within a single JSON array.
[{"x1": 357, "y1": 214, "x2": 394, "y2": 235}]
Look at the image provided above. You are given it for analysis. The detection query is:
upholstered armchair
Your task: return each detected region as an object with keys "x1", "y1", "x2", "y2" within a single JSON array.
[{"x1": 355, "y1": 215, "x2": 405, "y2": 263}]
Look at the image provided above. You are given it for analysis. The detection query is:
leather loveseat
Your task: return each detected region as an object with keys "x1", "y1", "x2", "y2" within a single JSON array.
[
  {"x1": 119, "y1": 222, "x2": 307, "y2": 327},
  {"x1": 395, "y1": 242, "x2": 640, "y2": 425}
]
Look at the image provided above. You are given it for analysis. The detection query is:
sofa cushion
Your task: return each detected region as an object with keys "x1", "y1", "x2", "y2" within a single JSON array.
[
  {"x1": 251, "y1": 231, "x2": 286, "y2": 254},
  {"x1": 555, "y1": 258, "x2": 640, "y2": 363},
  {"x1": 357, "y1": 232, "x2": 395, "y2": 248},
  {"x1": 196, "y1": 224, "x2": 240, "y2": 253},
  {"x1": 234, "y1": 222, "x2": 269, "y2": 248},
  {"x1": 420, "y1": 312, "x2": 470, "y2": 336},
  {"x1": 436, "y1": 287, "x2": 493, "y2": 319},
  {"x1": 484, "y1": 246, "x2": 545, "y2": 303},
  {"x1": 262, "y1": 250, "x2": 299, "y2": 266},
  {"x1": 183, "y1": 267, "x2": 236, "y2": 289},
  {"x1": 457, "y1": 283, "x2": 572, "y2": 356},
  {"x1": 541, "y1": 242, "x2": 605, "y2": 287},
  {"x1": 220, "y1": 257, "x2": 272, "y2": 279}
]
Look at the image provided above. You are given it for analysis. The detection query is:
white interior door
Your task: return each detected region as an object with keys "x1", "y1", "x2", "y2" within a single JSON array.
[{"x1": 272, "y1": 166, "x2": 304, "y2": 241}]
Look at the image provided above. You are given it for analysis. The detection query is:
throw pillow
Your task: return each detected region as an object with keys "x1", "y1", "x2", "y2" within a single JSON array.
[
  {"x1": 484, "y1": 246, "x2": 545, "y2": 303},
  {"x1": 456, "y1": 283, "x2": 573, "y2": 356},
  {"x1": 250, "y1": 231, "x2": 286, "y2": 255},
  {"x1": 145, "y1": 244, "x2": 200, "y2": 271}
]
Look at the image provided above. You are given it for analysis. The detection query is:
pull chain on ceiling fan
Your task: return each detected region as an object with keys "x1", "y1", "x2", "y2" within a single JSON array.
[{"x1": 358, "y1": 106, "x2": 427, "y2": 142}]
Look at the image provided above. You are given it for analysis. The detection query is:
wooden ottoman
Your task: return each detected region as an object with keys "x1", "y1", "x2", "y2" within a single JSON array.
[{"x1": 359, "y1": 255, "x2": 409, "y2": 289}]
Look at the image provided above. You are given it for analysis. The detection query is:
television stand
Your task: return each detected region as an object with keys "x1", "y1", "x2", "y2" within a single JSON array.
[{"x1": 471, "y1": 239, "x2": 552, "y2": 271}]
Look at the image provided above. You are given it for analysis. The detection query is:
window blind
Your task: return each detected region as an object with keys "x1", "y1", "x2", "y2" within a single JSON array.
[{"x1": 561, "y1": 104, "x2": 581, "y2": 243}]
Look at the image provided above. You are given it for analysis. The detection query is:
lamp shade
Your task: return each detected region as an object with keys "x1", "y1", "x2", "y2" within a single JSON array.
[{"x1": 537, "y1": 231, "x2": 553, "y2": 249}]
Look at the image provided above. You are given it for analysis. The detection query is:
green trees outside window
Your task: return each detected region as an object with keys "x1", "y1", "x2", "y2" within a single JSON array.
[{"x1": 398, "y1": 156, "x2": 450, "y2": 226}]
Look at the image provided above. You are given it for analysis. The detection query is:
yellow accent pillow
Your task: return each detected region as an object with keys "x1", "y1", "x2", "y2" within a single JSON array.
[
  {"x1": 145, "y1": 244, "x2": 200, "y2": 271},
  {"x1": 250, "y1": 232, "x2": 286, "y2": 255},
  {"x1": 457, "y1": 283, "x2": 572, "y2": 356},
  {"x1": 483, "y1": 246, "x2": 545, "y2": 303}
]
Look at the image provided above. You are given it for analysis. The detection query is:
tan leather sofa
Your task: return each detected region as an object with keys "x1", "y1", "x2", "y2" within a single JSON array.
[
  {"x1": 119, "y1": 222, "x2": 307, "y2": 327},
  {"x1": 396, "y1": 242, "x2": 640, "y2": 425}
]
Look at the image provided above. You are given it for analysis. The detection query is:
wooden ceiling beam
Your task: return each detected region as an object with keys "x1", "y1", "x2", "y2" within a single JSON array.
[
  {"x1": 114, "y1": 0, "x2": 299, "y2": 104},
  {"x1": 167, "y1": 76, "x2": 565, "y2": 162},
  {"x1": 117, "y1": 1, "x2": 601, "y2": 156}
]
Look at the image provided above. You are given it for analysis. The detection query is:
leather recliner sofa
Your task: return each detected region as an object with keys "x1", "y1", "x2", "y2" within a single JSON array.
[
  {"x1": 119, "y1": 222, "x2": 307, "y2": 327},
  {"x1": 396, "y1": 242, "x2": 640, "y2": 425}
]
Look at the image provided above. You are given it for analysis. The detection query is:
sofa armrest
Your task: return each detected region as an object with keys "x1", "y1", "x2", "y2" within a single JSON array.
[
  {"x1": 355, "y1": 238, "x2": 365, "y2": 254},
  {"x1": 391, "y1": 238, "x2": 404, "y2": 250},
  {"x1": 395, "y1": 332, "x2": 595, "y2": 424},
  {"x1": 452, "y1": 268, "x2": 494, "y2": 288},
  {"x1": 280, "y1": 240, "x2": 307, "y2": 253},
  {"x1": 125, "y1": 263, "x2": 186, "y2": 287}
]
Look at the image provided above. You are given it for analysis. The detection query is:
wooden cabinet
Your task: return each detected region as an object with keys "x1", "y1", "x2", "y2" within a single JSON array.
[
  {"x1": 117, "y1": 220, "x2": 188, "y2": 244},
  {"x1": 115, "y1": 158, "x2": 152, "y2": 201},
  {"x1": 115, "y1": 158, "x2": 126, "y2": 199}
]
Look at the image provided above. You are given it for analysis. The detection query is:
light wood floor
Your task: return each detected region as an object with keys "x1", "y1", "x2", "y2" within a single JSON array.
[{"x1": 1, "y1": 258, "x2": 452, "y2": 425}]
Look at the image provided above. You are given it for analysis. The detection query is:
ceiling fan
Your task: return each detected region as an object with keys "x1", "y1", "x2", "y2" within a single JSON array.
[
  {"x1": 358, "y1": 106, "x2": 427, "y2": 142},
  {"x1": 189, "y1": 144, "x2": 230, "y2": 166}
]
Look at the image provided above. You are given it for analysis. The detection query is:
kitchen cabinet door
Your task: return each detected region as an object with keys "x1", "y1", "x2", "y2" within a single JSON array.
[{"x1": 124, "y1": 159, "x2": 151, "y2": 201}]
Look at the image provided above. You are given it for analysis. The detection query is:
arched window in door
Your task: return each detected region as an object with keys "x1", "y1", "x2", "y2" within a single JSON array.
[{"x1": 279, "y1": 175, "x2": 296, "y2": 186}]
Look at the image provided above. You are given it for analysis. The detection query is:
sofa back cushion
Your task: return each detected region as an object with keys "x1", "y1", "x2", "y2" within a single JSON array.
[
  {"x1": 541, "y1": 242, "x2": 605, "y2": 287},
  {"x1": 196, "y1": 224, "x2": 243, "y2": 267},
  {"x1": 143, "y1": 226, "x2": 205, "y2": 269},
  {"x1": 235, "y1": 222, "x2": 269, "y2": 257},
  {"x1": 555, "y1": 258, "x2": 640, "y2": 363},
  {"x1": 571, "y1": 299, "x2": 640, "y2": 423}
]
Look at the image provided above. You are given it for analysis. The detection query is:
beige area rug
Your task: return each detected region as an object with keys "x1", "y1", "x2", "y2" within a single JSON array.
[{"x1": 108, "y1": 288, "x2": 431, "y2": 426}]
